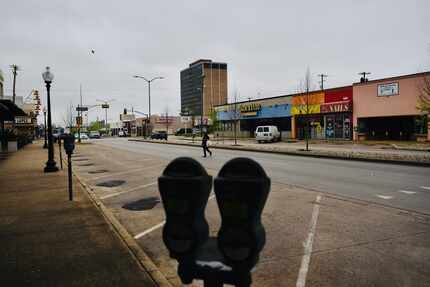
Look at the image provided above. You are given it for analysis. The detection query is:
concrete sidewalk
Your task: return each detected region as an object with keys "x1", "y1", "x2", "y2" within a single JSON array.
[
  {"x1": 131, "y1": 136, "x2": 430, "y2": 166},
  {"x1": 0, "y1": 142, "x2": 158, "y2": 286}
]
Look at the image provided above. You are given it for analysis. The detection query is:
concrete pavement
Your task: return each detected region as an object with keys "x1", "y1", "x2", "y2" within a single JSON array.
[
  {"x1": 0, "y1": 142, "x2": 159, "y2": 287},
  {"x1": 71, "y1": 138, "x2": 430, "y2": 286}
]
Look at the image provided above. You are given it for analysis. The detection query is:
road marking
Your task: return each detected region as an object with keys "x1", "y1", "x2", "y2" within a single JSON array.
[
  {"x1": 296, "y1": 194, "x2": 321, "y2": 287},
  {"x1": 398, "y1": 190, "x2": 417, "y2": 195},
  {"x1": 134, "y1": 221, "x2": 166, "y2": 240},
  {"x1": 100, "y1": 182, "x2": 157, "y2": 200},
  {"x1": 376, "y1": 195, "x2": 393, "y2": 200},
  {"x1": 420, "y1": 186, "x2": 430, "y2": 190},
  {"x1": 133, "y1": 194, "x2": 216, "y2": 240}
]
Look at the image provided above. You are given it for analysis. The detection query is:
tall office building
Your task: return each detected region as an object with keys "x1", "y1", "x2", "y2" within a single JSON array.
[{"x1": 180, "y1": 59, "x2": 227, "y2": 121}]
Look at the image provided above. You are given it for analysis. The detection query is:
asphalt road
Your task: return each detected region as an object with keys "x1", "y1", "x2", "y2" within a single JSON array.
[
  {"x1": 96, "y1": 138, "x2": 430, "y2": 214},
  {"x1": 72, "y1": 138, "x2": 430, "y2": 287}
]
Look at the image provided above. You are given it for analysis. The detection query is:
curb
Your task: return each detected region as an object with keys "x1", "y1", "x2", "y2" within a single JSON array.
[
  {"x1": 71, "y1": 166, "x2": 173, "y2": 287},
  {"x1": 128, "y1": 139, "x2": 430, "y2": 167}
]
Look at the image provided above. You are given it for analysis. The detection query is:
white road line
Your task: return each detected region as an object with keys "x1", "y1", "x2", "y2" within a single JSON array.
[
  {"x1": 397, "y1": 190, "x2": 417, "y2": 195},
  {"x1": 420, "y1": 186, "x2": 430, "y2": 190},
  {"x1": 134, "y1": 221, "x2": 166, "y2": 239},
  {"x1": 100, "y1": 182, "x2": 157, "y2": 200},
  {"x1": 376, "y1": 195, "x2": 393, "y2": 200},
  {"x1": 296, "y1": 194, "x2": 321, "y2": 287},
  {"x1": 133, "y1": 194, "x2": 216, "y2": 240}
]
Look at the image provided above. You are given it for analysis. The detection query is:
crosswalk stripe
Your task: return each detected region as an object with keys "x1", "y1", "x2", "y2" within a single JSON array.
[{"x1": 420, "y1": 186, "x2": 430, "y2": 190}]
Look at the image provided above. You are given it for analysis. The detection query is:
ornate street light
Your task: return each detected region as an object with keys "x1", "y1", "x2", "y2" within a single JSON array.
[
  {"x1": 42, "y1": 67, "x2": 58, "y2": 172},
  {"x1": 43, "y1": 106, "x2": 47, "y2": 149}
]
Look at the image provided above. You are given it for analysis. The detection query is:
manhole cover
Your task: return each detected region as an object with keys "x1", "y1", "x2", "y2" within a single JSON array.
[
  {"x1": 78, "y1": 163, "x2": 94, "y2": 166},
  {"x1": 96, "y1": 180, "x2": 126, "y2": 187},
  {"x1": 73, "y1": 158, "x2": 88, "y2": 161},
  {"x1": 88, "y1": 169, "x2": 109, "y2": 174},
  {"x1": 122, "y1": 197, "x2": 161, "y2": 211}
]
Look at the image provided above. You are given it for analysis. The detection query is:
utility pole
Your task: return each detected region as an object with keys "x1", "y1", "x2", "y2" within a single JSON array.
[
  {"x1": 78, "y1": 84, "x2": 82, "y2": 143},
  {"x1": 318, "y1": 74, "x2": 328, "y2": 90},
  {"x1": 358, "y1": 72, "x2": 371, "y2": 83},
  {"x1": 10, "y1": 65, "x2": 19, "y2": 104}
]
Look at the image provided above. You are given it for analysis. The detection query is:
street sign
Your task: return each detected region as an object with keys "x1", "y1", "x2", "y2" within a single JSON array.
[
  {"x1": 101, "y1": 104, "x2": 109, "y2": 109},
  {"x1": 76, "y1": 106, "x2": 88, "y2": 112}
]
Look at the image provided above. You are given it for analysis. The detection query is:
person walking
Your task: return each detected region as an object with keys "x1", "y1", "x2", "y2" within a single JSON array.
[{"x1": 202, "y1": 132, "x2": 212, "y2": 157}]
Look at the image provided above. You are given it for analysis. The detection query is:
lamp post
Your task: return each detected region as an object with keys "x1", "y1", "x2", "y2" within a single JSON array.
[
  {"x1": 133, "y1": 75, "x2": 164, "y2": 136},
  {"x1": 42, "y1": 67, "x2": 58, "y2": 172},
  {"x1": 43, "y1": 106, "x2": 48, "y2": 149}
]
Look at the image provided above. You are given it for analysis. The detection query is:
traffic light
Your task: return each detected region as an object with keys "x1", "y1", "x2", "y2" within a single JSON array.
[
  {"x1": 158, "y1": 157, "x2": 212, "y2": 260},
  {"x1": 214, "y1": 158, "x2": 270, "y2": 272}
]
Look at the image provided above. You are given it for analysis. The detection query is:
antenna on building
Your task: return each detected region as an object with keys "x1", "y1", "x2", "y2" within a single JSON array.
[
  {"x1": 318, "y1": 74, "x2": 328, "y2": 90},
  {"x1": 358, "y1": 72, "x2": 371, "y2": 83}
]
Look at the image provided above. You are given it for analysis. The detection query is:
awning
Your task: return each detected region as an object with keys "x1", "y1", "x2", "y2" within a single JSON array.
[{"x1": 0, "y1": 100, "x2": 27, "y2": 121}]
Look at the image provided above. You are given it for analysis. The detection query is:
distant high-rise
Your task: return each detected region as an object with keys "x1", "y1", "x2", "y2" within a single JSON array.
[{"x1": 180, "y1": 59, "x2": 227, "y2": 119}]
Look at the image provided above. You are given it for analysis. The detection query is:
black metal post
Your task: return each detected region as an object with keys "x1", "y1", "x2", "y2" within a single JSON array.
[
  {"x1": 67, "y1": 154, "x2": 73, "y2": 201},
  {"x1": 44, "y1": 81, "x2": 58, "y2": 172},
  {"x1": 58, "y1": 138, "x2": 63, "y2": 169},
  {"x1": 43, "y1": 111, "x2": 48, "y2": 148}
]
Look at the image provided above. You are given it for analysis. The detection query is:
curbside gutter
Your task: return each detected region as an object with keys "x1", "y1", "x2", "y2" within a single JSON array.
[
  {"x1": 128, "y1": 139, "x2": 430, "y2": 167},
  {"x1": 72, "y1": 171, "x2": 173, "y2": 287}
]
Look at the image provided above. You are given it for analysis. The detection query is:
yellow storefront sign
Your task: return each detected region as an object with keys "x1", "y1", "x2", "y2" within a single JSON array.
[
  {"x1": 292, "y1": 92, "x2": 324, "y2": 105},
  {"x1": 291, "y1": 104, "x2": 320, "y2": 115}
]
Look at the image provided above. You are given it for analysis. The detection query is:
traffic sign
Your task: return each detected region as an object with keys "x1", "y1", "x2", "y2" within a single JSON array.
[{"x1": 76, "y1": 106, "x2": 88, "y2": 112}]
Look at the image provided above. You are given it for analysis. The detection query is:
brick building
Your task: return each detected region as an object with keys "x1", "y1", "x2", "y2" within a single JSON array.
[{"x1": 180, "y1": 59, "x2": 228, "y2": 124}]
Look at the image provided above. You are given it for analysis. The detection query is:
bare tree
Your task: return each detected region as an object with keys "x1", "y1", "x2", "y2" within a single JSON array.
[
  {"x1": 418, "y1": 75, "x2": 430, "y2": 113},
  {"x1": 297, "y1": 68, "x2": 312, "y2": 151},
  {"x1": 62, "y1": 102, "x2": 74, "y2": 131},
  {"x1": 230, "y1": 89, "x2": 240, "y2": 146}
]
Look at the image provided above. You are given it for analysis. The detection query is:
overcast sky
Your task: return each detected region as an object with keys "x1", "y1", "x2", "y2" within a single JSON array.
[{"x1": 1, "y1": 0, "x2": 429, "y2": 125}]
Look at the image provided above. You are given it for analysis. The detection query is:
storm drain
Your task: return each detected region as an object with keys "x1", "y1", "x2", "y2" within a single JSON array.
[
  {"x1": 88, "y1": 169, "x2": 109, "y2": 174},
  {"x1": 96, "y1": 180, "x2": 126, "y2": 187},
  {"x1": 78, "y1": 163, "x2": 94, "y2": 167},
  {"x1": 122, "y1": 197, "x2": 160, "y2": 211}
]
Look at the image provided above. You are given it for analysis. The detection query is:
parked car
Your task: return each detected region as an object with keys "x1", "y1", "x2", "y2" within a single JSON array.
[
  {"x1": 175, "y1": 128, "x2": 193, "y2": 136},
  {"x1": 255, "y1": 125, "x2": 281, "y2": 143},
  {"x1": 151, "y1": 131, "x2": 168, "y2": 140},
  {"x1": 74, "y1": 133, "x2": 89, "y2": 140},
  {"x1": 89, "y1": 131, "x2": 101, "y2": 139}
]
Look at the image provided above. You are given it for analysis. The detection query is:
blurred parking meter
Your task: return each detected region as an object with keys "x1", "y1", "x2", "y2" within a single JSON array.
[
  {"x1": 62, "y1": 134, "x2": 75, "y2": 201},
  {"x1": 214, "y1": 158, "x2": 270, "y2": 285},
  {"x1": 158, "y1": 157, "x2": 212, "y2": 283},
  {"x1": 158, "y1": 157, "x2": 270, "y2": 287},
  {"x1": 58, "y1": 137, "x2": 63, "y2": 169}
]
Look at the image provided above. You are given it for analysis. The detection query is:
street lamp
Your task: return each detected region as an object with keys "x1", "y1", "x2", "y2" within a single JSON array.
[
  {"x1": 43, "y1": 106, "x2": 47, "y2": 149},
  {"x1": 42, "y1": 67, "x2": 58, "y2": 172},
  {"x1": 133, "y1": 75, "x2": 164, "y2": 136}
]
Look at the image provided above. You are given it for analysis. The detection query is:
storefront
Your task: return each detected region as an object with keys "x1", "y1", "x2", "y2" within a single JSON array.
[
  {"x1": 353, "y1": 72, "x2": 430, "y2": 141},
  {"x1": 215, "y1": 96, "x2": 292, "y2": 138},
  {"x1": 292, "y1": 86, "x2": 353, "y2": 140}
]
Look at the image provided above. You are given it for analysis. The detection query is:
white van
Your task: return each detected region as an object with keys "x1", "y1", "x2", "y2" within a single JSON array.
[{"x1": 255, "y1": 126, "x2": 281, "y2": 143}]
